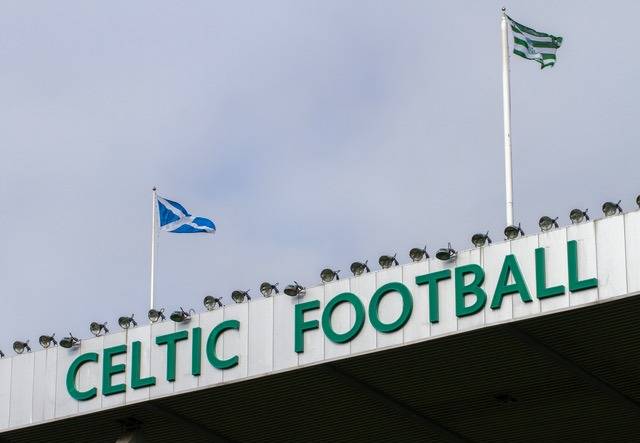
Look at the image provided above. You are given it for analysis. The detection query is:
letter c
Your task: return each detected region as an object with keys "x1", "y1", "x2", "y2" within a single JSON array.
[{"x1": 66, "y1": 352, "x2": 99, "y2": 401}]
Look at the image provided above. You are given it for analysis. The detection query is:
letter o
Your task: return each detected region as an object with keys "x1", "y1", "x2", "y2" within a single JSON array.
[
  {"x1": 369, "y1": 282, "x2": 413, "y2": 333},
  {"x1": 322, "y1": 292, "x2": 365, "y2": 344}
]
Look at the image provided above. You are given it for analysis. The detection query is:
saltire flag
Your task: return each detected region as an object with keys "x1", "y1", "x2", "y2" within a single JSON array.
[
  {"x1": 157, "y1": 196, "x2": 216, "y2": 234},
  {"x1": 507, "y1": 15, "x2": 563, "y2": 69}
]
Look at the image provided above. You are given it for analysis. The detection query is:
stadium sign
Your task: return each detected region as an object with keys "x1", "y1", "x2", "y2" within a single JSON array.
[{"x1": 67, "y1": 240, "x2": 596, "y2": 400}]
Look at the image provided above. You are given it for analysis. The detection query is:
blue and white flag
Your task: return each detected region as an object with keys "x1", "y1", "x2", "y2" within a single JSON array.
[{"x1": 157, "y1": 196, "x2": 216, "y2": 234}]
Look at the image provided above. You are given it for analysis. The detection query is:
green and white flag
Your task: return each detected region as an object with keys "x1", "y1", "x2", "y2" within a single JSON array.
[{"x1": 507, "y1": 16, "x2": 563, "y2": 69}]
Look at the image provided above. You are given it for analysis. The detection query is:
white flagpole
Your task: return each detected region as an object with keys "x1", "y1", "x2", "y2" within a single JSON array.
[
  {"x1": 501, "y1": 7, "x2": 514, "y2": 227},
  {"x1": 150, "y1": 187, "x2": 158, "y2": 310}
]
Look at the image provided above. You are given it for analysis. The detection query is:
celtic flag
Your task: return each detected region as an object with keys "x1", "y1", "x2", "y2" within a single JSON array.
[{"x1": 507, "y1": 15, "x2": 563, "y2": 69}]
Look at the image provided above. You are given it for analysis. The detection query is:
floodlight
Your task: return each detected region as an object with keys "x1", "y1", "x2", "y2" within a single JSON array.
[
  {"x1": 378, "y1": 254, "x2": 398, "y2": 269},
  {"x1": 118, "y1": 315, "x2": 137, "y2": 330},
  {"x1": 284, "y1": 281, "x2": 305, "y2": 297},
  {"x1": 260, "y1": 282, "x2": 279, "y2": 297},
  {"x1": 409, "y1": 246, "x2": 429, "y2": 262},
  {"x1": 39, "y1": 334, "x2": 57, "y2": 349},
  {"x1": 13, "y1": 340, "x2": 31, "y2": 354},
  {"x1": 148, "y1": 308, "x2": 166, "y2": 323},
  {"x1": 0, "y1": 351, "x2": 4, "y2": 358},
  {"x1": 350, "y1": 260, "x2": 370, "y2": 276},
  {"x1": 602, "y1": 200, "x2": 622, "y2": 217},
  {"x1": 170, "y1": 307, "x2": 194, "y2": 323},
  {"x1": 59, "y1": 333, "x2": 80, "y2": 349},
  {"x1": 636, "y1": 194, "x2": 640, "y2": 208},
  {"x1": 231, "y1": 290, "x2": 251, "y2": 304},
  {"x1": 504, "y1": 224, "x2": 524, "y2": 240},
  {"x1": 471, "y1": 232, "x2": 492, "y2": 248},
  {"x1": 435, "y1": 243, "x2": 457, "y2": 262},
  {"x1": 89, "y1": 322, "x2": 109, "y2": 337},
  {"x1": 204, "y1": 295, "x2": 223, "y2": 311},
  {"x1": 320, "y1": 268, "x2": 340, "y2": 283},
  {"x1": 569, "y1": 208, "x2": 589, "y2": 224},
  {"x1": 538, "y1": 216, "x2": 559, "y2": 232}
]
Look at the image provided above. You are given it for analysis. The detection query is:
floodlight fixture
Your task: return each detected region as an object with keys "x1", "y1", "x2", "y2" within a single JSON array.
[
  {"x1": 471, "y1": 232, "x2": 492, "y2": 248},
  {"x1": 170, "y1": 307, "x2": 194, "y2": 323},
  {"x1": 569, "y1": 208, "x2": 589, "y2": 224},
  {"x1": 320, "y1": 268, "x2": 340, "y2": 283},
  {"x1": 260, "y1": 282, "x2": 279, "y2": 297},
  {"x1": 636, "y1": 194, "x2": 640, "y2": 208},
  {"x1": 435, "y1": 243, "x2": 457, "y2": 262},
  {"x1": 59, "y1": 333, "x2": 80, "y2": 349},
  {"x1": 350, "y1": 260, "x2": 370, "y2": 276},
  {"x1": 284, "y1": 281, "x2": 305, "y2": 297},
  {"x1": 204, "y1": 295, "x2": 223, "y2": 311},
  {"x1": 602, "y1": 200, "x2": 622, "y2": 217},
  {"x1": 231, "y1": 290, "x2": 251, "y2": 304},
  {"x1": 409, "y1": 246, "x2": 429, "y2": 262},
  {"x1": 0, "y1": 351, "x2": 4, "y2": 358},
  {"x1": 378, "y1": 254, "x2": 398, "y2": 269},
  {"x1": 148, "y1": 308, "x2": 166, "y2": 323},
  {"x1": 89, "y1": 322, "x2": 109, "y2": 337},
  {"x1": 39, "y1": 334, "x2": 57, "y2": 349},
  {"x1": 13, "y1": 340, "x2": 31, "y2": 354},
  {"x1": 504, "y1": 223, "x2": 525, "y2": 240},
  {"x1": 118, "y1": 314, "x2": 137, "y2": 330},
  {"x1": 538, "y1": 216, "x2": 559, "y2": 232}
]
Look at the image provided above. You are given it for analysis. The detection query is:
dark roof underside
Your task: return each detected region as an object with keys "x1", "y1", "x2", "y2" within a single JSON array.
[{"x1": 4, "y1": 295, "x2": 640, "y2": 443}]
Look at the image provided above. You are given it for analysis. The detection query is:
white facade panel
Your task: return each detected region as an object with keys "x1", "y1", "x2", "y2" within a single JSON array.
[
  {"x1": 0, "y1": 358, "x2": 11, "y2": 430},
  {"x1": 402, "y1": 260, "x2": 430, "y2": 343},
  {"x1": 174, "y1": 314, "x2": 199, "y2": 393},
  {"x1": 55, "y1": 347, "x2": 79, "y2": 418},
  {"x1": 428, "y1": 256, "x2": 457, "y2": 336},
  {"x1": 511, "y1": 235, "x2": 540, "y2": 318},
  {"x1": 223, "y1": 303, "x2": 249, "y2": 382},
  {"x1": 323, "y1": 279, "x2": 351, "y2": 360},
  {"x1": 483, "y1": 241, "x2": 512, "y2": 324},
  {"x1": 9, "y1": 353, "x2": 34, "y2": 427},
  {"x1": 149, "y1": 320, "x2": 176, "y2": 398},
  {"x1": 349, "y1": 272, "x2": 377, "y2": 354},
  {"x1": 101, "y1": 332, "x2": 127, "y2": 409},
  {"x1": 567, "y1": 221, "x2": 599, "y2": 306},
  {"x1": 198, "y1": 309, "x2": 224, "y2": 387},
  {"x1": 456, "y1": 248, "x2": 484, "y2": 331},
  {"x1": 248, "y1": 297, "x2": 274, "y2": 376},
  {"x1": 298, "y1": 286, "x2": 324, "y2": 366},
  {"x1": 596, "y1": 215, "x2": 627, "y2": 299},
  {"x1": 77, "y1": 336, "x2": 103, "y2": 414},
  {"x1": 31, "y1": 350, "x2": 48, "y2": 423},
  {"x1": 538, "y1": 228, "x2": 569, "y2": 313},
  {"x1": 43, "y1": 348, "x2": 57, "y2": 420},
  {"x1": 125, "y1": 326, "x2": 151, "y2": 403},
  {"x1": 375, "y1": 266, "x2": 405, "y2": 348},
  {"x1": 272, "y1": 294, "x2": 298, "y2": 371},
  {"x1": 624, "y1": 211, "x2": 640, "y2": 294}
]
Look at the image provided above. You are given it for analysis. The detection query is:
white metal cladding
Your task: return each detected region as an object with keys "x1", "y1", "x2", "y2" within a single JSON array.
[{"x1": 2, "y1": 212, "x2": 640, "y2": 433}]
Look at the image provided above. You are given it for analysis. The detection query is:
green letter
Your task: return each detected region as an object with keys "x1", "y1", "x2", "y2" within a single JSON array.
[
  {"x1": 491, "y1": 254, "x2": 532, "y2": 309},
  {"x1": 66, "y1": 352, "x2": 98, "y2": 401},
  {"x1": 206, "y1": 320, "x2": 240, "y2": 369},
  {"x1": 535, "y1": 247, "x2": 565, "y2": 299},
  {"x1": 131, "y1": 341, "x2": 155, "y2": 389},
  {"x1": 322, "y1": 292, "x2": 365, "y2": 343},
  {"x1": 415, "y1": 269, "x2": 451, "y2": 323},
  {"x1": 369, "y1": 282, "x2": 413, "y2": 333},
  {"x1": 454, "y1": 264, "x2": 487, "y2": 317},
  {"x1": 102, "y1": 345, "x2": 127, "y2": 396},
  {"x1": 155, "y1": 330, "x2": 188, "y2": 382},
  {"x1": 567, "y1": 240, "x2": 598, "y2": 292},
  {"x1": 294, "y1": 300, "x2": 320, "y2": 353},
  {"x1": 192, "y1": 327, "x2": 202, "y2": 376}
]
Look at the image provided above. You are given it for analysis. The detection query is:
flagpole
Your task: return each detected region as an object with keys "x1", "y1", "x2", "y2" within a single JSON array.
[
  {"x1": 150, "y1": 187, "x2": 158, "y2": 310},
  {"x1": 501, "y1": 7, "x2": 514, "y2": 227}
]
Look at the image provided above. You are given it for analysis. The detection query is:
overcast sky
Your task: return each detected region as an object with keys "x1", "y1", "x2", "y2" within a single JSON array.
[{"x1": 0, "y1": 1, "x2": 638, "y2": 354}]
